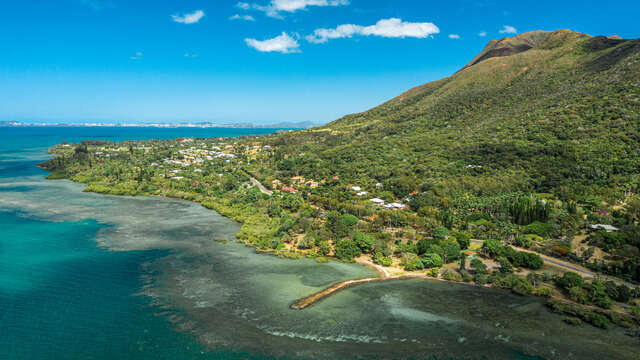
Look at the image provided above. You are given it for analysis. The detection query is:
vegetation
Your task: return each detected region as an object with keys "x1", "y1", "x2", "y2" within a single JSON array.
[{"x1": 39, "y1": 30, "x2": 640, "y2": 329}]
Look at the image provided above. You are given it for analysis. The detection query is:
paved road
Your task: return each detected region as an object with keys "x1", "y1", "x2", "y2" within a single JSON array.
[
  {"x1": 249, "y1": 177, "x2": 273, "y2": 195},
  {"x1": 471, "y1": 240, "x2": 636, "y2": 288}
]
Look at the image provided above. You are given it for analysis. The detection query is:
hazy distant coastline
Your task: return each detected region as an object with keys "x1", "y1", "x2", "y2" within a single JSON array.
[{"x1": 0, "y1": 120, "x2": 318, "y2": 129}]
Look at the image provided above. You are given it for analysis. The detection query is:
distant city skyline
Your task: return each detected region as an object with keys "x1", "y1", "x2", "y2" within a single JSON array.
[{"x1": 1, "y1": 0, "x2": 638, "y2": 124}]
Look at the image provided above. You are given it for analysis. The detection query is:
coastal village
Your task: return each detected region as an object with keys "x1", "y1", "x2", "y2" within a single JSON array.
[{"x1": 43, "y1": 135, "x2": 640, "y2": 332}]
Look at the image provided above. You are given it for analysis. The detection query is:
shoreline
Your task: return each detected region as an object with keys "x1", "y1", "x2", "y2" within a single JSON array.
[{"x1": 42, "y1": 169, "x2": 640, "y2": 328}]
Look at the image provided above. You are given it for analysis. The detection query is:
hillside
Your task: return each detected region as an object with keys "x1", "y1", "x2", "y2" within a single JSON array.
[
  {"x1": 268, "y1": 30, "x2": 640, "y2": 200},
  {"x1": 41, "y1": 30, "x2": 640, "y2": 318}
]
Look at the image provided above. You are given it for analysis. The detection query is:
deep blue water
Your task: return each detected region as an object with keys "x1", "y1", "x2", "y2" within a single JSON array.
[{"x1": 0, "y1": 126, "x2": 276, "y2": 360}]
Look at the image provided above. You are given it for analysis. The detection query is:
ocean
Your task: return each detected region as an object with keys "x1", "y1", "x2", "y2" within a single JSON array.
[{"x1": 0, "y1": 127, "x2": 637, "y2": 360}]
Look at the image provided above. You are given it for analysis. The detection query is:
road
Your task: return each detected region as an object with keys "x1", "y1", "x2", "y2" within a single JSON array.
[
  {"x1": 249, "y1": 177, "x2": 273, "y2": 195},
  {"x1": 471, "y1": 240, "x2": 636, "y2": 288}
]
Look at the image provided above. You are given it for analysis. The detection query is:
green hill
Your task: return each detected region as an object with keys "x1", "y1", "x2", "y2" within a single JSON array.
[
  {"x1": 269, "y1": 30, "x2": 640, "y2": 200},
  {"x1": 41, "y1": 29, "x2": 640, "y2": 288}
]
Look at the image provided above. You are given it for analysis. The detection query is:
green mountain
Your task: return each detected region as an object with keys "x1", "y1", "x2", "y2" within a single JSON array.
[
  {"x1": 269, "y1": 30, "x2": 640, "y2": 200},
  {"x1": 40, "y1": 29, "x2": 640, "y2": 285}
]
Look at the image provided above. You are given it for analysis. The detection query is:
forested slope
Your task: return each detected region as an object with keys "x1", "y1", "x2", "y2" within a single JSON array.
[{"x1": 270, "y1": 30, "x2": 640, "y2": 200}]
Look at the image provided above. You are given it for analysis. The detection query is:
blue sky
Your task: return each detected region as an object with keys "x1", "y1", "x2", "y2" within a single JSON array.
[{"x1": 1, "y1": 0, "x2": 639, "y2": 125}]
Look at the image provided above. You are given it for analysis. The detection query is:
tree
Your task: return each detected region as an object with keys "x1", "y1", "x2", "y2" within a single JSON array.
[
  {"x1": 441, "y1": 239, "x2": 461, "y2": 264},
  {"x1": 417, "y1": 237, "x2": 437, "y2": 255},
  {"x1": 470, "y1": 258, "x2": 488, "y2": 274},
  {"x1": 481, "y1": 239, "x2": 503, "y2": 258},
  {"x1": 555, "y1": 272, "x2": 584, "y2": 289},
  {"x1": 402, "y1": 253, "x2": 424, "y2": 271},
  {"x1": 459, "y1": 251, "x2": 467, "y2": 271},
  {"x1": 433, "y1": 226, "x2": 449, "y2": 241},
  {"x1": 453, "y1": 232, "x2": 471, "y2": 250},
  {"x1": 352, "y1": 232, "x2": 374, "y2": 253},
  {"x1": 498, "y1": 257, "x2": 513, "y2": 274},
  {"x1": 421, "y1": 253, "x2": 444, "y2": 268},
  {"x1": 334, "y1": 239, "x2": 361, "y2": 262},
  {"x1": 318, "y1": 240, "x2": 331, "y2": 256}
]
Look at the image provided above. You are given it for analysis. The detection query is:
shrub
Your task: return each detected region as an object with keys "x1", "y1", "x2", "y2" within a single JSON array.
[
  {"x1": 564, "y1": 317, "x2": 582, "y2": 326},
  {"x1": 555, "y1": 272, "x2": 584, "y2": 289},
  {"x1": 587, "y1": 313, "x2": 611, "y2": 329},
  {"x1": 402, "y1": 253, "x2": 424, "y2": 271},
  {"x1": 474, "y1": 273, "x2": 489, "y2": 285},
  {"x1": 352, "y1": 232, "x2": 374, "y2": 253},
  {"x1": 421, "y1": 253, "x2": 444, "y2": 268},
  {"x1": 442, "y1": 270, "x2": 463, "y2": 282},
  {"x1": 536, "y1": 286, "x2": 553, "y2": 297},
  {"x1": 523, "y1": 221, "x2": 553, "y2": 236}
]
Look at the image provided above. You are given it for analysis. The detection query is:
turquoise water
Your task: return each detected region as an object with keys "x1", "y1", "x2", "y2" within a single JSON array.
[
  {"x1": 0, "y1": 213, "x2": 210, "y2": 360},
  {"x1": 1, "y1": 127, "x2": 638, "y2": 360},
  {"x1": 0, "y1": 127, "x2": 275, "y2": 360}
]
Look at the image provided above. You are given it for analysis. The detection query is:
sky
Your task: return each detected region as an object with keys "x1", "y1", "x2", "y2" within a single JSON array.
[{"x1": 1, "y1": 1, "x2": 639, "y2": 125}]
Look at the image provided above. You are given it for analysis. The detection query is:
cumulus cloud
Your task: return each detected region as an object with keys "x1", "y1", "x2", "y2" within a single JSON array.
[
  {"x1": 239, "y1": 0, "x2": 349, "y2": 18},
  {"x1": 171, "y1": 10, "x2": 205, "y2": 24},
  {"x1": 448, "y1": 34, "x2": 460, "y2": 39},
  {"x1": 184, "y1": 53, "x2": 198, "y2": 58},
  {"x1": 229, "y1": 14, "x2": 255, "y2": 21},
  {"x1": 305, "y1": 18, "x2": 440, "y2": 44},
  {"x1": 245, "y1": 32, "x2": 301, "y2": 53},
  {"x1": 499, "y1": 25, "x2": 517, "y2": 34},
  {"x1": 478, "y1": 31, "x2": 487, "y2": 37},
  {"x1": 130, "y1": 52, "x2": 143, "y2": 60}
]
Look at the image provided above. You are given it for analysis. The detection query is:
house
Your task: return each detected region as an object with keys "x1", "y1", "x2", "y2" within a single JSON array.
[
  {"x1": 357, "y1": 191, "x2": 368, "y2": 197},
  {"x1": 305, "y1": 180, "x2": 319, "y2": 188},
  {"x1": 375, "y1": 183, "x2": 384, "y2": 189},
  {"x1": 282, "y1": 186, "x2": 297, "y2": 194},
  {"x1": 390, "y1": 203, "x2": 406, "y2": 209},
  {"x1": 590, "y1": 224, "x2": 619, "y2": 232},
  {"x1": 272, "y1": 179, "x2": 283, "y2": 189},
  {"x1": 370, "y1": 198, "x2": 385, "y2": 205},
  {"x1": 291, "y1": 176, "x2": 305, "y2": 183},
  {"x1": 351, "y1": 186, "x2": 362, "y2": 192},
  {"x1": 333, "y1": 176, "x2": 340, "y2": 180}
]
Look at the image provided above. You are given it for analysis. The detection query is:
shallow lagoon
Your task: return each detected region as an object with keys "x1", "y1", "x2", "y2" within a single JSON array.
[{"x1": 1, "y1": 127, "x2": 639, "y2": 359}]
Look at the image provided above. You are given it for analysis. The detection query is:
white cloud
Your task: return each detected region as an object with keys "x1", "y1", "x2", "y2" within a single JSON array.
[
  {"x1": 184, "y1": 53, "x2": 198, "y2": 58},
  {"x1": 305, "y1": 18, "x2": 440, "y2": 44},
  {"x1": 236, "y1": 2, "x2": 251, "y2": 10},
  {"x1": 478, "y1": 31, "x2": 487, "y2": 37},
  {"x1": 230, "y1": 14, "x2": 256, "y2": 21},
  {"x1": 499, "y1": 25, "x2": 517, "y2": 34},
  {"x1": 240, "y1": 0, "x2": 349, "y2": 18},
  {"x1": 245, "y1": 32, "x2": 301, "y2": 53},
  {"x1": 130, "y1": 52, "x2": 143, "y2": 60},
  {"x1": 448, "y1": 34, "x2": 460, "y2": 39},
  {"x1": 171, "y1": 10, "x2": 205, "y2": 24},
  {"x1": 271, "y1": 0, "x2": 349, "y2": 12}
]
